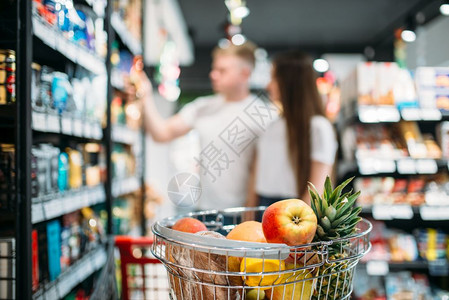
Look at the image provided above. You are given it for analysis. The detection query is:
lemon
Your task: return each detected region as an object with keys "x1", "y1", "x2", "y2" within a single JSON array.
[{"x1": 241, "y1": 258, "x2": 285, "y2": 289}]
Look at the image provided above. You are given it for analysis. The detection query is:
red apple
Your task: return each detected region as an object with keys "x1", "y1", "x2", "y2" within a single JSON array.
[
  {"x1": 172, "y1": 217, "x2": 207, "y2": 233},
  {"x1": 262, "y1": 199, "x2": 317, "y2": 246}
]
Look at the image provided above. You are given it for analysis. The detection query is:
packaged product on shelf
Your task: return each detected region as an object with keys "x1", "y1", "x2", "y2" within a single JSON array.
[
  {"x1": 61, "y1": 211, "x2": 81, "y2": 265},
  {"x1": 376, "y1": 62, "x2": 398, "y2": 106},
  {"x1": 405, "y1": 178, "x2": 426, "y2": 206},
  {"x1": 38, "y1": 65, "x2": 54, "y2": 113},
  {"x1": 46, "y1": 220, "x2": 61, "y2": 281},
  {"x1": 393, "y1": 68, "x2": 418, "y2": 110},
  {"x1": 437, "y1": 121, "x2": 449, "y2": 159},
  {"x1": 40, "y1": 144, "x2": 59, "y2": 195},
  {"x1": 33, "y1": 0, "x2": 57, "y2": 26},
  {"x1": 385, "y1": 272, "x2": 415, "y2": 300},
  {"x1": 51, "y1": 72, "x2": 72, "y2": 114},
  {"x1": 0, "y1": 144, "x2": 15, "y2": 210},
  {"x1": 399, "y1": 121, "x2": 428, "y2": 159},
  {"x1": 352, "y1": 266, "x2": 386, "y2": 300},
  {"x1": 67, "y1": 147, "x2": 83, "y2": 189},
  {"x1": 414, "y1": 228, "x2": 448, "y2": 261},
  {"x1": 0, "y1": 49, "x2": 16, "y2": 104},
  {"x1": 58, "y1": 151, "x2": 69, "y2": 192},
  {"x1": 31, "y1": 63, "x2": 43, "y2": 111},
  {"x1": 80, "y1": 207, "x2": 105, "y2": 250},
  {"x1": 85, "y1": 74, "x2": 107, "y2": 123},
  {"x1": 387, "y1": 230, "x2": 419, "y2": 262},
  {"x1": 83, "y1": 143, "x2": 101, "y2": 187},
  {"x1": 71, "y1": 77, "x2": 87, "y2": 118},
  {"x1": 415, "y1": 67, "x2": 449, "y2": 111}
]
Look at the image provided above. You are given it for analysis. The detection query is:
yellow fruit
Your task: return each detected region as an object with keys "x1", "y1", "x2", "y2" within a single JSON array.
[
  {"x1": 246, "y1": 289, "x2": 265, "y2": 300},
  {"x1": 266, "y1": 264, "x2": 314, "y2": 300},
  {"x1": 241, "y1": 258, "x2": 285, "y2": 289}
]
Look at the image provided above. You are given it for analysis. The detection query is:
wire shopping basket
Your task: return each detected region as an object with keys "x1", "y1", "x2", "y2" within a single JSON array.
[
  {"x1": 115, "y1": 236, "x2": 170, "y2": 300},
  {"x1": 151, "y1": 207, "x2": 372, "y2": 300}
]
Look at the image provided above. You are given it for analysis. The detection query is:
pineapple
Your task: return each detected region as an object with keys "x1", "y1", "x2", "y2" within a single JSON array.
[{"x1": 308, "y1": 176, "x2": 362, "y2": 300}]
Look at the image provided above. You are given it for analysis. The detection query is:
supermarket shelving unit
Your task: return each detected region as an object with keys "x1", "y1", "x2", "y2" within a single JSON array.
[
  {"x1": 0, "y1": 0, "x2": 146, "y2": 298},
  {"x1": 337, "y1": 89, "x2": 449, "y2": 294}
]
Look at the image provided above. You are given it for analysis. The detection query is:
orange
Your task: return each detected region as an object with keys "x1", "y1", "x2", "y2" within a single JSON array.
[{"x1": 226, "y1": 221, "x2": 267, "y2": 243}]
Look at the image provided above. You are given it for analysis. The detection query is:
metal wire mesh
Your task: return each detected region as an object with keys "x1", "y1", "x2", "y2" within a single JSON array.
[{"x1": 151, "y1": 207, "x2": 371, "y2": 300}]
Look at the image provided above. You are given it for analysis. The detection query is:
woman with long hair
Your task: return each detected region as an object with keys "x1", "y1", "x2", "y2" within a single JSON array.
[{"x1": 253, "y1": 51, "x2": 338, "y2": 206}]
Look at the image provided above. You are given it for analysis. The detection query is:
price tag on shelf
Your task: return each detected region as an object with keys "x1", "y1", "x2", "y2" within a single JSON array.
[
  {"x1": 81, "y1": 190, "x2": 90, "y2": 207},
  {"x1": 376, "y1": 159, "x2": 396, "y2": 173},
  {"x1": 400, "y1": 108, "x2": 421, "y2": 121},
  {"x1": 44, "y1": 282, "x2": 59, "y2": 300},
  {"x1": 358, "y1": 106, "x2": 378, "y2": 123},
  {"x1": 32, "y1": 112, "x2": 47, "y2": 132},
  {"x1": 428, "y1": 259, "x2": 449, "y2": 276},
  {"x1": 32, "y1": 202, "x2": 45, "y2": 224},
  {"x1": 416, "y1": 159, "x2": 438, "y2": 174},
  {"x1": 43, "y1": 199, "x2": 62, "y2": 220},
  {"x1": 420, "y1": 108, "x2": 442, "y2": 121},
  {"x1": 366, "y1": 260, "x2": 389, "y2": 276},
  {"x1": 83, "y1": 257, "x2": 95, "y2": 277},
  {"x1": 390, "y1": 205, "x2": 414, "y2": 219},
  {"x1": 73, "y1": 119, "x2": 83, "y2": 137},
  {"x1": 57, "y1": 273, "x2": 72, "y2": 298},
  {"x1": 84, "y1": 122, "x2": 92, "y2": 138},
  {"x1": 65, "y1": 42, "x2": 78, "y2": 62},
  {"x1": 372, "y1": 205, "x2": 393, "y2": 220},
  {"x1": 46, "y1": 114, "x2": 60, "y2": 133},
  {"x1": 377, "y1": 106, "x2": 401, "y2": 122},
  {"x1": 61, "y1": 117, "x2": 72, "y2": 135},
  {"x1": 397, "y1": 159, "x2": 416, "y2": 174},
  {"x1": 420, "y1": 206, "x2": 449, "y2": 220}
]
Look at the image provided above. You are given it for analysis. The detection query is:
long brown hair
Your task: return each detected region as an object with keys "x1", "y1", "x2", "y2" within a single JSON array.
[{"x1": 272, "y1": 51, "x2": 325, "y2": 197}]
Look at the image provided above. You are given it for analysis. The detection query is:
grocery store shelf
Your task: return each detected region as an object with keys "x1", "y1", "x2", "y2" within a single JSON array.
[
  {"x1": 111, "y1": 124, "x2": 140, "y2": 145},
  {"x1": 32, "y1": 15, "x2": 106, "y2": 75},
  {"x1": 32, "y1": 111, "x2": 103, "y2": 141},
  {"x1": 111, "y1": 12, "x2": 142, "y2": 56},
  {"x1": 338, "y1": 158, "x2": 446, "y2": 177},
  {"x1": 31, "y1": 185, "x2": 106, "y2": 224},
  {"x1": 361, "y1": 205, "x2": 449, "y2": 221},
  {"x1": 32, "y1": 246, "x2": 107, "y2": 300},
  {"x1": 112, "y1": 176, "x2": 141, "y2": 197}
]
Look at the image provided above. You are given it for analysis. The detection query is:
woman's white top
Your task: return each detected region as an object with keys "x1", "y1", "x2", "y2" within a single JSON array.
[{"x1": 256, "y1": 115, "x2": 338, "y2": 198}]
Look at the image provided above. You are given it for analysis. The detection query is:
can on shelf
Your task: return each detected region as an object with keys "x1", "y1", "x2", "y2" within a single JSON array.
[{"x1": 0, "y1": 49, "x2": 16, "y2": 104}]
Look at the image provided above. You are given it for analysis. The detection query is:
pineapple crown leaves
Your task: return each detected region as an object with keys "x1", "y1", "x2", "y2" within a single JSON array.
[{"x1": 308, "y1": 176, "x2": 362, "y2": 242}]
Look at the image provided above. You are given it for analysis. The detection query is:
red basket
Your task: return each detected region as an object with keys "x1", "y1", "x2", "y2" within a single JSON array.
[{"x1": 115, "y1": 236, "x2": 169, "y2": 300}]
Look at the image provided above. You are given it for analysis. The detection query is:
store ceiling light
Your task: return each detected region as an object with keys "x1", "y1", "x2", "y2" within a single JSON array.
[
  {"x1": 313, "y1": 58, "x2": 330, "y2": 73},
  {"x1": 401, "y1": 29, "x2": 416, "y2": 42},
  {"x1": 440, "y1": 3, "x2": 449, "y2": 16},
  {"x1": 231, "y1": 34, "x2": 246, "y2": 45},
  {"x1": 233, "y1": 6, "x2": 250, "y2": 19}
]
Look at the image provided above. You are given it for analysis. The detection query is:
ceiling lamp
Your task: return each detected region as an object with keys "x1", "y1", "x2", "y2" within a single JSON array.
[
  {"x1": 441, "y1": 1, "x2": 449, "y2": 16},
  {"x1": 225, "y1": 0, "x2": 250, "y2": 25},
  {"x1": 401, "y1": 17, "x2": 416, "y2": 43},
  {"x1": 313, "y1": 58, "x2": 330, "y2": 73}
]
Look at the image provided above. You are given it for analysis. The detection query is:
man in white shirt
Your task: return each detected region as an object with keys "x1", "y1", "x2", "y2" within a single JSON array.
[{"x1": 139, "y1": 42, "x2": 277, "y2": 210}]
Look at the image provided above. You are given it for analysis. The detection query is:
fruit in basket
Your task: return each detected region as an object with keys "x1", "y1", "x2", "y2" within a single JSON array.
[
  {"x1": 227, "y1": 221, "x2": 267, "y2": 243},
  {"x1": 308, "y1": 176, "x2": 362, "y2": 300},
  {"x1": 265, "y1": 265, "x2": 314, "y2": 300},
  {"x1": 246, "y1": 289, "x2": 266, "y2": 300},
  {"x1": 227, "y1": 221, "x2": 267, "y2": 286},
  {"x1": 241, "y1": 257, "x2": 285, "y2": 289},
  {"x1": 262, "y1": 199, "x2": 317, "y2": 245},
  {"x1": 172, "y1": 217, "x2": 207, "y2": 233},
  {"x1": 167, "y1": 230, "x2": 243, "y2": 299}
]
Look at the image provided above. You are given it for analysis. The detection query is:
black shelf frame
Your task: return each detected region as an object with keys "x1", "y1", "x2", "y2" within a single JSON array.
[{"x1": 1, "y1": 0, "x2": 146, "y2": 298}]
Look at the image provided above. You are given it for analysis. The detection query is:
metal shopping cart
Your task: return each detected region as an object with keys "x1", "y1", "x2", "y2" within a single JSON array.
[
  {"x1": 115, "y1": 235, "x2": 170, "y2": 300},
  {"x1": 151, "y1": 207, "x2": 372, "y2": 300}
]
